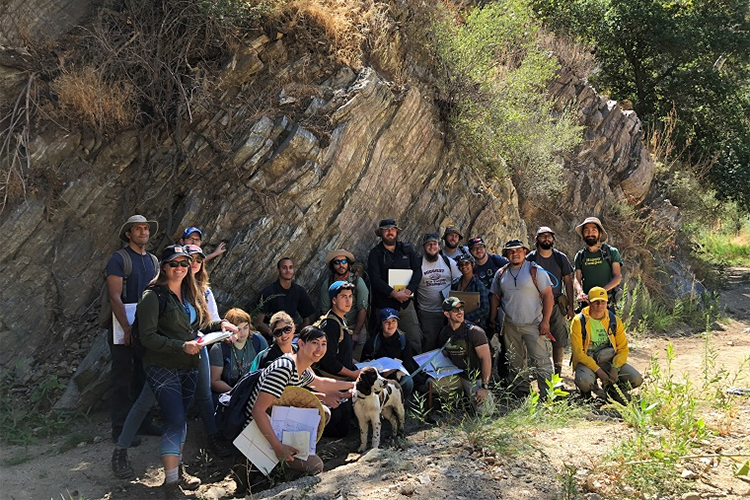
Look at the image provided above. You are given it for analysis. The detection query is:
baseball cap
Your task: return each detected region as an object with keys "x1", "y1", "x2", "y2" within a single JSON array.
[
  {"x1": 379, "y1": 308, "x2": 400, "y2": 323},
  {"x1": 467, "y1": 236, "x2": 485, "y2": 249},
  {"x1": 588, "y1": 287, "x2": 608, "y2": 302},
  {"x1": 184, "y1": 244, "x2": 206, "y2": 259},
  {"x1": 442, "y1": 296, "x2": 465, "y2": 311},
  {"x1": 181, "y1": 226, "x2": 203, "y2": 240},
  {"x1": 328, "y1": 280, "x2": 355, "y2": 300},
  {"x1": 375, "y1": 218, "x2": 402, "y2": 236},
  {"x1": 161, "y1": 245, "x2": 192, "y2": 263},
  {"x1": 454, "y1": 253, "x2": 475, "y2": 265}
]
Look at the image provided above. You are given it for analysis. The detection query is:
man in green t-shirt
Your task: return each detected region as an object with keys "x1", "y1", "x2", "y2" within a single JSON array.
[{"x1": 573, "y1": 216, "x2": 623, "y2": 310}]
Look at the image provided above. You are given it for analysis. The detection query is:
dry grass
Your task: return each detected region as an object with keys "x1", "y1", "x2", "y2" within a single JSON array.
[
  {"x1": 51, "y1": 67, "x2": 136, "y2": 131},
  {"x1": 539, "y1": 29, "x2": 596, "y2": 79}
]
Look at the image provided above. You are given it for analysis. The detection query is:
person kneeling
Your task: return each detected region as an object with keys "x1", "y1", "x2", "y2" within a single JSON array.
[{"x1": 570, "y1": 287, "x2": 642, "y2": 403}]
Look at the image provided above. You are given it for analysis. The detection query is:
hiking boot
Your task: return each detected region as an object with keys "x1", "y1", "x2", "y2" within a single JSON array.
[
  {"x1": 111, "y1": 448, "x2": 135, "y2": 480},
  {"x1": 208, "y1": 433, "x2": 232, "y2": 458},
  {"x1": 179, "y1": 464, "x2": 201, "y2": 491},
  {"x1": 162, "y1": 481, "x2": 185, "y2": 499},
  {"x1": 231, "y1": 462, "x2": 251, "y2": 496}
]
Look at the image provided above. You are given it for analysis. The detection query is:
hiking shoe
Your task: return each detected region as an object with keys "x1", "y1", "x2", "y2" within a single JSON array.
[
  {"x1": 179, "y1": 464, "x2": 201, "y2": 491},
  {"x1": 208, "y1": 433, "x2": 232, "y2": 458},
  {"x1": 111, "y1": 448, "x2": 135, "y2": 480},
  {"x1": 162, "y1": 481, "x2": 185, "y2": 499}
]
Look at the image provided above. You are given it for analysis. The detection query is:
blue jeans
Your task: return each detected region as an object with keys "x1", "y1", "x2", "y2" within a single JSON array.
[
  {"x1": 196, "y1": 347, "x2": 219, "y2": 435},
  {"x1": 117, "y1": 383, "x2": 156, "y2": 448},
  {"x1": 146, "y1": 365, "x2": 197, "y2": 458}
]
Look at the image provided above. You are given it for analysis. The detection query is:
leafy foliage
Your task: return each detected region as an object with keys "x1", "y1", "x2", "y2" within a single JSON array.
[{"x1": 429, "y1": 1, "x2": 582, "y2": 198}]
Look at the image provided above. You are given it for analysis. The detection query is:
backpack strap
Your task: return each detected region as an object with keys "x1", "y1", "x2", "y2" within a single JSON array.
[
  {"x1": 600, "y1": 244, "x2": 612, "y2": 267},
  {"x1": 116, "y1": 248, "x2": 132, "y2": 302},
  {"x1": 314, "y1": 312, "x2": 347, "y2": 344},
  {"x1": 578, "y1": 312, "x2": 587, "y2": 344},
  {"x1": 607, "y1": 309, "x2": 617, "y2": 337}
]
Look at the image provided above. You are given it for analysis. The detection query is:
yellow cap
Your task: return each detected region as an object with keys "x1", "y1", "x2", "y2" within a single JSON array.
[{"x1": 588, "y1": 287, "x2": 608, "y2": 302}]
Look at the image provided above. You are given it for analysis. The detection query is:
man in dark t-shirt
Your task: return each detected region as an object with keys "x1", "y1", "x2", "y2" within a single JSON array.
[
  {"x1": 253, "y1": 257, "x2": 315, "y2": 341},
  {"x1": 430, "y1": 297, "x2": 493, "y2": 414},
  {"x1": 106, "y1": 215, "x2": 159, "y2": 441}
]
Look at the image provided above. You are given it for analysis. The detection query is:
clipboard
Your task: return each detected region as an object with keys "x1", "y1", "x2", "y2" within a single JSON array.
[{"x1": 449, "y1": 291, "x2": 480, "y2": 313}]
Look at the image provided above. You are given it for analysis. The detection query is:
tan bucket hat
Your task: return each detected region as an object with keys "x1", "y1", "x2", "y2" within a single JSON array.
[
  {"x1": 268, "y1": 386, "x2": 327, "y2": 442},
  {"x1": 118, "y1": 215, "x2": 158, "y2": 242},
  {"x1": 324, "y1": 249, "x2": 356, "y2": 266},
  {"x1": 575, "y1": 216, "x2": 608, "y2": 242}
]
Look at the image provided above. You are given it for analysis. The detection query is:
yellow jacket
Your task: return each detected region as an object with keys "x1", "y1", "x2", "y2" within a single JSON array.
[{"x1": 570, "y1": 306, "x2": 629, "y2": 372}]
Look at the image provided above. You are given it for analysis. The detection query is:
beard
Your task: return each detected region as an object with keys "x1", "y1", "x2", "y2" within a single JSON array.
[
  {"x1": 583, "y1": 235, "x2": 598, "y2": 246},
  {"x1": 335, "y1": 266, "x2": 349, "y2": 277},
  {"x1": 538, "y1": 241, "x2": 553, "y2": 250},
  {"x1": 425, "y1": 252, "x2": 440, "y2": 262},
  {"x1": 445, "y1": 240, "x2": 458, "y2": 249}
]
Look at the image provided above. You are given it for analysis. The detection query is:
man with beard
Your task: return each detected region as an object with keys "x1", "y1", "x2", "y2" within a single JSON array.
[
  {"x1": 441, "y1": 226, "x2": 470, "y2": 260},
  {"x1": 416, "y1": 233, "x2": 460, "y2": 351},
  {"x1": 319, "y1": 249, "x2": 369, "y2": 358},
  {"x1": 367, "y1": 218, "x2": 424, "y2": 354},
  {"x1": 254, "y1": 257, "x2": 316, "y2": 341},
  {"x1": 573, "y1": 217, "x2": 623, "y2": 310},
  {"x1": 526, "y1": 227, "x2": 574, "y2": 377},
  {"x1": 489, "y1": 239, "x2": 555, "y2": 398}
]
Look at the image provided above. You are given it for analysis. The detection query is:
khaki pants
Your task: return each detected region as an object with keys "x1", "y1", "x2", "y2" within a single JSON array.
[
  {"x1": 429, "y1": 375, "x2": 495, "y2": 416},
  {"x1": 503, "y1": 322, "x2": 553, "y2": 395},
  {"x1": 574, "y1": 347, "x2": 643, "y2": 393}
]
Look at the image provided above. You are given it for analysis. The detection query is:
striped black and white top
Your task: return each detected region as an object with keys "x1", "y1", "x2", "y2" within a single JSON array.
[{"x1": 243, "y1": 354, "x2": 315, "y2": 425}]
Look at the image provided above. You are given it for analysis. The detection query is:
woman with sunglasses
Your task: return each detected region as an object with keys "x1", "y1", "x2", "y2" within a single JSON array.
[
  {"x1": 250, "y1": 311, "x2": 297, "y2": 372},
  {"x1": 138, "y1": 245, "x2": 237, "y2": 498}
]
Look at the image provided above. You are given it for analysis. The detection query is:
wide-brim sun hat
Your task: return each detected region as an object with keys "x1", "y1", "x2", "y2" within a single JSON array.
[
  {"x1": 442, "y1": 226, "x2": 463, "y2": 240},
  {"x1": 575, "y1": 217, "x2": 608, "y2": 242},
  {"x1": 119, "y1": 215, "x2": 158, "y2": 242},
  {"x1": 268, "y1": 386, "x2": 327, "y2": 442},
  {"x1": 375, "y1": 218, "x2": 402, "y2": 236},
  {"x1": 501, "y1": 239, "x2": 530, "y2": 257},
  {"x1": 324, "y1": 249, "x2": 356, "y2": 266}
]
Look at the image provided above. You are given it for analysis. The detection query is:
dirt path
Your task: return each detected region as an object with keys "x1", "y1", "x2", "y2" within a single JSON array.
[{"x1": 2, "y1": 270, "x2": 749, "y2": 500}]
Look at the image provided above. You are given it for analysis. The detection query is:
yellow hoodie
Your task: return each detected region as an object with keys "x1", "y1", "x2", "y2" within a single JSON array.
[{"x1": 570, "y1": 306, "x2": 629, "y2": 372}]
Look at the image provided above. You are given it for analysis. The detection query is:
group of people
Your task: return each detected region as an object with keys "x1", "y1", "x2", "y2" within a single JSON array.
[{"x1": 104, "y1": 214, "x2": 643, "y2": 497}]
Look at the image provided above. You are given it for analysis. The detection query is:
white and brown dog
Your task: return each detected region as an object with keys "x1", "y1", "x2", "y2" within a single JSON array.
[{"x1": 352, "y1": 367, "x2": 406, "y2": 452}]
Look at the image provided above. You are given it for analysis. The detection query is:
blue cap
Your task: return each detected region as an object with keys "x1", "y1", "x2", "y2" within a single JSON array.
[
  {"x1": 379, "y1": 308, "x2": 399, "y2": 323},
  {"x1": 328, "y1": 280, "x2": 355, "y2": 300},
  {"x1": 181, "y1": 226, "x2": 203, "y2": 240}
]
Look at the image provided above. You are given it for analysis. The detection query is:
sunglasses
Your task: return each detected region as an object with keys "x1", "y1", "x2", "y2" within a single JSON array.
[
  {"x1": 167, "y1": 260, "x2": 190, "y2": 268},
  {"x1": 272, "y1": 325, "x2": 293, "y2": 337},
  {"x1": 333, "y1": 258, "x2": 348, "y2": 265},
  {"x1": 451, "y1": 306, "x2": 466, "y2": 312}
]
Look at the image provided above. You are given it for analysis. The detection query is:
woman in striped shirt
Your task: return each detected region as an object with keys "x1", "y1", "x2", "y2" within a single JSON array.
[{"x1": 245, "y1": 325, "x2": 354, "y2": 473}]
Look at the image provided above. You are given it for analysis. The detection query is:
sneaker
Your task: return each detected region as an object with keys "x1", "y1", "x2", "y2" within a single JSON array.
[
  {"x1": 179, "y1": 464, "x2": 201, "y2": 491},
  {"x1": 162, "y1": 481, "x2": 185, "y2": 499},
  {"x1": 111, "y1": 448, "x2": 135, "y2": 480},
  {"x1": 208, "y1": 433, "x2": 232, "y2": 458}
]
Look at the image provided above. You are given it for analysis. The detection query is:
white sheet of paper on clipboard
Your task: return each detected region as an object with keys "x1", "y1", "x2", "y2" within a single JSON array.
[
  {"x1": 413, "y1": 349, "x2": 463, "y2": 380},
  {"x1": 112, "y1": 303, "x2": 137, "y2": 345},
  {"x1": 388, "y1": 269, "x2": 413, "y2": 291}
]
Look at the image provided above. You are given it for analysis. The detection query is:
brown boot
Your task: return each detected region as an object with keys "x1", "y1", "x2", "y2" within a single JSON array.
[
  {"x1": 162, "y1": 481, "x2": 185, "y2": 499},
  {"x1": 179, "y1": 464, "x2": 201, "y2": 491}
]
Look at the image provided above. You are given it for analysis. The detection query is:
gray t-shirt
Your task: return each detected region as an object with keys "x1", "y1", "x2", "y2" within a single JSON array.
[
  {"x1": 527, "y1": 250, "x2": 573, "y2": 297},
  {"x1": 417, "y1": 256, "x2": 460, "y2": 312},
  {"x1": 490, "y1": 261, "x2": 552, "y2": 326}
]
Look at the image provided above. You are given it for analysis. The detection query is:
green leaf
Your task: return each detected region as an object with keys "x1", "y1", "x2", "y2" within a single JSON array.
[{"x1": 735, "y1": 460, "x2": 750, "y2": 477}]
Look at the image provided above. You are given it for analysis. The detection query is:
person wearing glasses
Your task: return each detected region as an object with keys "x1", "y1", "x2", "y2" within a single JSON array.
[
  {"x1": 179, "y1": 226, "x2": 227, "y2": 263},
  {"x1": 318, "y1": 249, "x2": 369, "y2": 359},
  {"x1": 430, "y1": 297, "x2": 494, "y2": 415},
  {"x1": 137, "y1": 245, "x2": 237, "y2": 498},
  {"x1": 250, "y1": 311, "x2": 298, "y2": 372}
]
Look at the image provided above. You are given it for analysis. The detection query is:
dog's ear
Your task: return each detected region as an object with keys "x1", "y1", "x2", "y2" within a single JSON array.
[{"x1": 356, "y1": 367, "x2": 378, "y2": 395}]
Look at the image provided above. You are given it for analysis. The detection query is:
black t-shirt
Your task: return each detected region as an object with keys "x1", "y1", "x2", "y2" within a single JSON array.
[
  {"x1": 474, "y1": 254, "x2": 509, "y2": 291},
  {"x1": 316, "y1": 312, "x2": 355, "y2": 376},
  {"x1": 257, "y1": 280, "x2": 315, "y2": 326}
]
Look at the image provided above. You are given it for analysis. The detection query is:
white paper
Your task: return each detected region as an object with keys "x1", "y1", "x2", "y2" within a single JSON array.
[
  {"x1": 356, "y1": 357, "x2": 409, "y2": 376},
  {"x1": 112, "y1": 303, "x2": 137, "y2": 345},
  {"x1": 233, "y1": 419, "x2": 279, "y2": 476},
  {"x1": 388, "y1": 269, "x2": 413, "y2": 291},
  {"x1": 282, "y1": 431, "x2": 311, "y2": 461},
  {"x1": 413, "y1": 349, "x2": 463, "y2": 380},
  {"x1": 195, "y1": 331, "x2": 231, "y2": 347},
  {"x1": 270, "y1": 406, "x2": 320, "y2": 459}
]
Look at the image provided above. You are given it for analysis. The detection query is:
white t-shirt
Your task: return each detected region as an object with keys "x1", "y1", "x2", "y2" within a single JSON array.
[{"x1": 417, "y1": 255, "x2": 460, "y2": 312}]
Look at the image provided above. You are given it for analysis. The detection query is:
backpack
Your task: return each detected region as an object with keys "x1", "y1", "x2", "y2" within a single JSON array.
[
  {"x1": 313, "y1": 312, "x2": 349, "y2": 344},
  {"x1": 98, "y1": 248, "x2": 158, "y2": 328},
  {"x1": 578, "y1": 310, "x2": 617, "y2": 344},
  {"x1": 129, "y1": 285, "x2": 168, "y2": 358},
  {"x1": 214, "y1": 369, "x2": 263, "y2": 441},
  {"x1": 573, "y1": 243, "x2": 615, "y2": 273},
  {"x1": 527, "y1": 248, "x2": 565, "y2": 273}
]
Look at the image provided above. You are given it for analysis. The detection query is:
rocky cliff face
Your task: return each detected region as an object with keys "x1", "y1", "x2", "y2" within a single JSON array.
[{"x1": 1, "y1": 22, "x2": 663, "y2": 410}]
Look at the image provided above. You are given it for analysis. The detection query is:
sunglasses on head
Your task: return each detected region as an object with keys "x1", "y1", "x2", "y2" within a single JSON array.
[
  {"x1": 333, "y1": 258, "x2": 348, "y2": 265},
  {"x1": 272, "y1": 325, "x2": 293, "y2": 337},
  {"x1": 167, "y1": 260, "x2": 190, "y2": 268}
]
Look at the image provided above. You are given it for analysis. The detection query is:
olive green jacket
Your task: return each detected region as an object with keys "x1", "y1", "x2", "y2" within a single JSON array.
[{"x1": 137, "y1": 285, "x2": 222, "y2": 369}]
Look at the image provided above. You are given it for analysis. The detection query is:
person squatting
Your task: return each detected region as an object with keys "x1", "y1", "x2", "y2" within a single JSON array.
[{"x1": 106, "y1": 215, "x2": 641, "y2": 497}]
